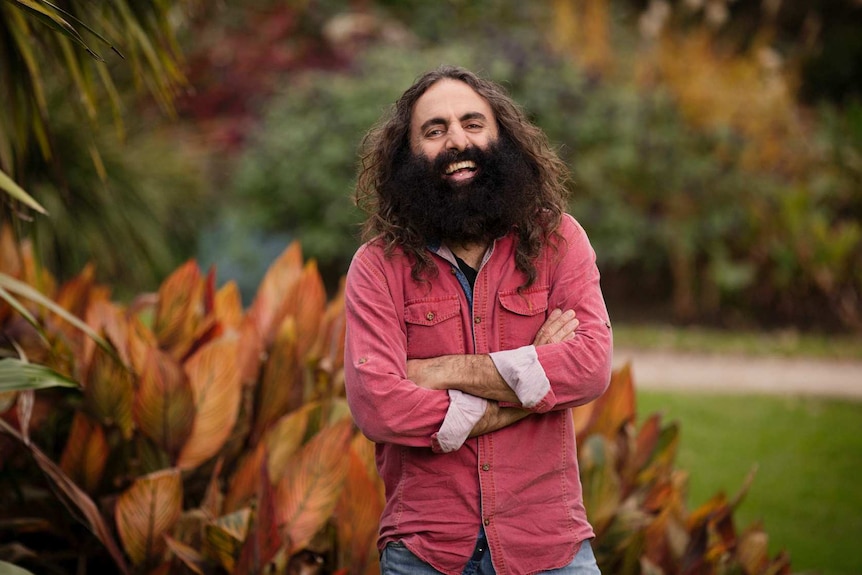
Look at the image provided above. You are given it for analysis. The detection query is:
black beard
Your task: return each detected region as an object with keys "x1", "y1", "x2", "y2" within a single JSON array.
[{"x1": 386, "y1": 136, "x2": 537, "y2": 245}]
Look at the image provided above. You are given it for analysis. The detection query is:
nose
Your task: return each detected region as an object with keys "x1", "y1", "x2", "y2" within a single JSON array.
[{"x1": 445, "y1": 125, "x2": 469, "y2": 152}]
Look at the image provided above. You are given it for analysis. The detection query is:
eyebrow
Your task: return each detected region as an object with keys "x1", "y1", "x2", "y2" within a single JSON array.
[{"x1": 419, "y1": 112, "x2": 488, "y2": 134}]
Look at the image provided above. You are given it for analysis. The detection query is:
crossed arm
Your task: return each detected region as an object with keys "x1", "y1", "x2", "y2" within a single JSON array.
[{"x1": 407, "y1": 308, "x2": 579, "y2": 437}]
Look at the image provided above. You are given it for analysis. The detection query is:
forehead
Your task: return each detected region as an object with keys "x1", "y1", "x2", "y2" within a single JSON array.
[{"x1": 410, "y1": 79, "x2": 495, "y2": 130}]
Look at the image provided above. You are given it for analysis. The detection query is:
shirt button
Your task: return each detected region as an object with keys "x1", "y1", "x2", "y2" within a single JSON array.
[
  {"x1": 474, "y1": 316, "x2": 482, "y2": 324},
  {"x1": 482, "y1": 464, "x2": 490, "y2": 471},
  {"x1": 426, "y1": 312, "x2": 435, "y2": 321},
  {"x1": 483, "y1": 518, "x2": 491, "y2": 526}
]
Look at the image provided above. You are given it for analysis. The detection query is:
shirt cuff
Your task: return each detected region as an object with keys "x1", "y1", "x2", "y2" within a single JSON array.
[
  {"x1": 490, "y1": 346, "x2": 551, "y2": 410},
  {"x1": 431, "y1": 390, "x2": 488, "y2": 453}
]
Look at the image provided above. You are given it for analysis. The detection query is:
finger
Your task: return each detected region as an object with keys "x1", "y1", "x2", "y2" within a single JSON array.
[
  {"x1": 532, "y1": 309, "x2": 561, "y2": 345},
  {"x1": 547, "y1": 316, "x2": 578, "y2": 342},
  {"x1": 543, "y1": 310, "x2": 576, "y2": 339},
  {"x1": 534, "y1": 310, "x2": 577, "y2": 345}
]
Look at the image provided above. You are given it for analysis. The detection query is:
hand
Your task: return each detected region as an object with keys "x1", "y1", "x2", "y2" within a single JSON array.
[{"x1": 532, "y1": 308, "x2": 578, "y2": 346}]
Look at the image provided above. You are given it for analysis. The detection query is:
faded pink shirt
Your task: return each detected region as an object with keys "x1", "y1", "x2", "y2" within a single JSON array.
[{"x1": 344, "y1": 214, "x2": 613, "y2": 575}]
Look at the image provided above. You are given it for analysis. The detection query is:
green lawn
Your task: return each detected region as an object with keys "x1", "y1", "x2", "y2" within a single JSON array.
[
  {"x1": 614, "y1": 324, "x2": 862, "y2": 360},
  {"x1": 636, "y1": 391, "x2": 862, "y2": 575}
]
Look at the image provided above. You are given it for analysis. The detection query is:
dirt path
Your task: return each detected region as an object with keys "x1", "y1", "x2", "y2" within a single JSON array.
[{"x1": 612, "y1": 347, "x2": 862, "y2": 400}]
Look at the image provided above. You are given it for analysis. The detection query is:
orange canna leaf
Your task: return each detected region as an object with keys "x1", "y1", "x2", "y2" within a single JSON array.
[
  {"x1": 349, "y1": 433, "x2": 382, "y2": 499},
  {"x1": 176, "y1": 336, "x2": 242, "y2": 470},
  {"x1": 288, "y1": 260, "x2": 327, "y2": 361},
  {"x1": 0, "y1": 225, "x2": 23, "y2": 278},
  {"x1": 134, "y1": 346, "x2": 196, "y2": 462},
  {"x1": 236, "y1": 316, "x2": 265, "y2": 387},
  {"x1": 54, "y1": 263, "x2": 98, "y2": 321},
  {"x1": 81, "y1": 300, "x2": 131, "y2": 381},
  {"x1": 335, "y1": 447, "x2": 384, "y2": 575},
  {"x1": 235, "y1": 454, "x2": 283, "y2": 574},
  {"x1": 226, "y1": 403, "x2": 315, "y2": 512},
  {"x1": 116, "y1": 468, "x2": 183, "y2": 568},
  {"x1": 127, "y1": 314, "x2": 160, "y2": 376},
  {"x1": 201, "y1": 457, "x2": 225, "y2": 520},
  {"x1": 265, "y1": 402, "x2": 317, "y2": 479},
  {"x1": 59, "y1": 411, "x2": 108, "y2": 493},
  {"x1": 579, "y1": 363, "x2": 636, "y2": 442},
  {"x1": 224, "y1": 443, "x2": 265, "y2": 513},
  {"x1": 253, "y1": 316, "x2": 300, "y2": 440},
  {"x1": 276, "y1": 418, "x2": 353, "y2": 553},
  {"x1": 85, "y1": 343, "x2": 135, "y2": 439},
  {"x1": 246, "y1": 242, "x2": 303, "y2": 347},
  {"x1": 309, "y1": 283, "x2": 347, "y2": 377},
  {"x1": 153, "y1": 260, "x2": 205, "y2": 359}
]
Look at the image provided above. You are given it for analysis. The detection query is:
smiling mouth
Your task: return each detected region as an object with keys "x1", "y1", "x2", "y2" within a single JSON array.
[{"x1": 444, "y1": 160, "x2": 478, "y2": 180}]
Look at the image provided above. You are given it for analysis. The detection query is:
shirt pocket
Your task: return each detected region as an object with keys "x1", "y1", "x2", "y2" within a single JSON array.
[
  {"x1": 404, "y1": 296, "x2": 464, "y2": 359},
  {"x1": 497, "y1": 287, "x2": 549, "y2": 350}
]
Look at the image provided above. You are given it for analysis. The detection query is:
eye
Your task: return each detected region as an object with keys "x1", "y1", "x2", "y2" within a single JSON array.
[{"x1": 425, "y1": 128, "x2": 444, "y2": 138}]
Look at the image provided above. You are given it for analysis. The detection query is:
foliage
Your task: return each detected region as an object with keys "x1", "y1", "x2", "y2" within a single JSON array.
[
  {"x1": 0, "y1": 228, "x2": 380, "y2": 574},
  {"x1": 0, "y1": 228, "x2": 794, "y2": 575}
]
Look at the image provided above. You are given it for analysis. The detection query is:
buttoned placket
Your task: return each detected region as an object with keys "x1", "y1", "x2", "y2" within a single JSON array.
[{"x1": 433, "y1": 243, "x2": 499, "y2": 570}]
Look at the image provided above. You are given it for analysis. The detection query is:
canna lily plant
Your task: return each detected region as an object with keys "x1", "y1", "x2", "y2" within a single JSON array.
[
  {"x1": 0, "y1": 228, "x2": 381, "y2": 574},
  {"x1": 0, "y1": 226, "x2": 793, "y2": 574}
]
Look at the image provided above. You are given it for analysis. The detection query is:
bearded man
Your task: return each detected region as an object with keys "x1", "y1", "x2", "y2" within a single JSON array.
[{"x1": 344, "y1": 66, "x2": 613, "y2": 575}]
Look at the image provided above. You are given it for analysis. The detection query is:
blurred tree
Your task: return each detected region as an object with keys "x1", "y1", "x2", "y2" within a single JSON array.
[{"x1": 0, "y1": 0, "x2": 206, "y2": 290}]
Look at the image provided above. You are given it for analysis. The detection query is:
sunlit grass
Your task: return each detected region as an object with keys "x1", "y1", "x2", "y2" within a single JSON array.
[
  {"x1": 614, "y1": 323, "x2": 862, "y2": 360},
  {"x1": 637, "y1": 391, "x2": 862, "y2": 575}
]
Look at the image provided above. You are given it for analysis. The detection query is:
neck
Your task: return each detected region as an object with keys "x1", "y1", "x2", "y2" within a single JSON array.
[{"x1": 449, "y1": 242, "x2": 488, "y2": 269}]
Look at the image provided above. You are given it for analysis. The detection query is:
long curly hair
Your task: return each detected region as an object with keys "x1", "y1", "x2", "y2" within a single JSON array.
[{"x1": 354, "y1": 65, "x2": 570, "y2": 287}]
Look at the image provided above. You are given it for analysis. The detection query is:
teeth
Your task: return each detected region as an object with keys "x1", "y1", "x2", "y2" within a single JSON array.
[{"x1": 445, "y1": 161, "x2": 476, "y2": 175}]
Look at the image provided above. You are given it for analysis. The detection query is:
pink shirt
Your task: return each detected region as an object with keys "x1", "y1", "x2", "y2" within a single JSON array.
[{"x1": 344, "y1": 214, "x2": 613, "y2": 575}]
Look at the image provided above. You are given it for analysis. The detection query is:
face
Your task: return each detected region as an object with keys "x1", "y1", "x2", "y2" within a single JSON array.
[{"x1": 409, "y1": 79, "x2": 500, "y2": 186}]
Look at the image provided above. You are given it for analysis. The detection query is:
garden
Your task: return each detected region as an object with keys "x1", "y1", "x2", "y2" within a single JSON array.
[{"x1": 1, "y1": 1, "x2": 861, "y2": 574}]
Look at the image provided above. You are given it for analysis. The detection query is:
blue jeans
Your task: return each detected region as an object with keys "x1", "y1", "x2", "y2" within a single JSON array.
[{"x1": 380, "y1": 531, "x2": 600, "y2": 575}]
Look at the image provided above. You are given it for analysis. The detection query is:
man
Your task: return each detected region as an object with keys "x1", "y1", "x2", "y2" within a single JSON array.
[{"x1": 344, "y1": 65, "x2": 613, "y2": 575}]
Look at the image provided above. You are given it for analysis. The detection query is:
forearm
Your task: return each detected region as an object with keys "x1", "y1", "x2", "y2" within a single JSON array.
[{"x1": 407, "y1": 354, "x2": 520, "y2": 403}]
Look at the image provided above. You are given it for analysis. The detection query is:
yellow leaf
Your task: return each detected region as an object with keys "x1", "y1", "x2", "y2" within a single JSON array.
[
  {"x1": 176, "y1": 336, "x2": 241, "y2": 470},
  {"x1": 115, "y1": 468, "x2": 183, "y2": 567},
  {"x1": 134, "y1": 346, "x2": 195, "y2": 461},
  {"x1": 214, "y1": 280, "x2": 243, "y2": 331}
]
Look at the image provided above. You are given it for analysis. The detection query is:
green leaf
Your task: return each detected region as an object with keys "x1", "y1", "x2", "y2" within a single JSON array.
[
  {"x1": 0, "y1": 168, "x2": 48, "y2": 214},
  {"x1": 0, "y1": 358, "x2": 79, "y2": 392},
  {"x1": 0, "y1": 271, "x2": 109, "y2": 352},
  {"x1": 10, "y1": 0, "x2": 104, "y2": 61}
]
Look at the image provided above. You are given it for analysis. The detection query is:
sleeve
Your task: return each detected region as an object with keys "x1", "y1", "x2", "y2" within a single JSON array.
[
  {"x1": 343, "y1": 245, "x2": 485, "y2": 449},
  {"x1": 493, "y1": 215, "x2": 613, "y2": 413}
]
